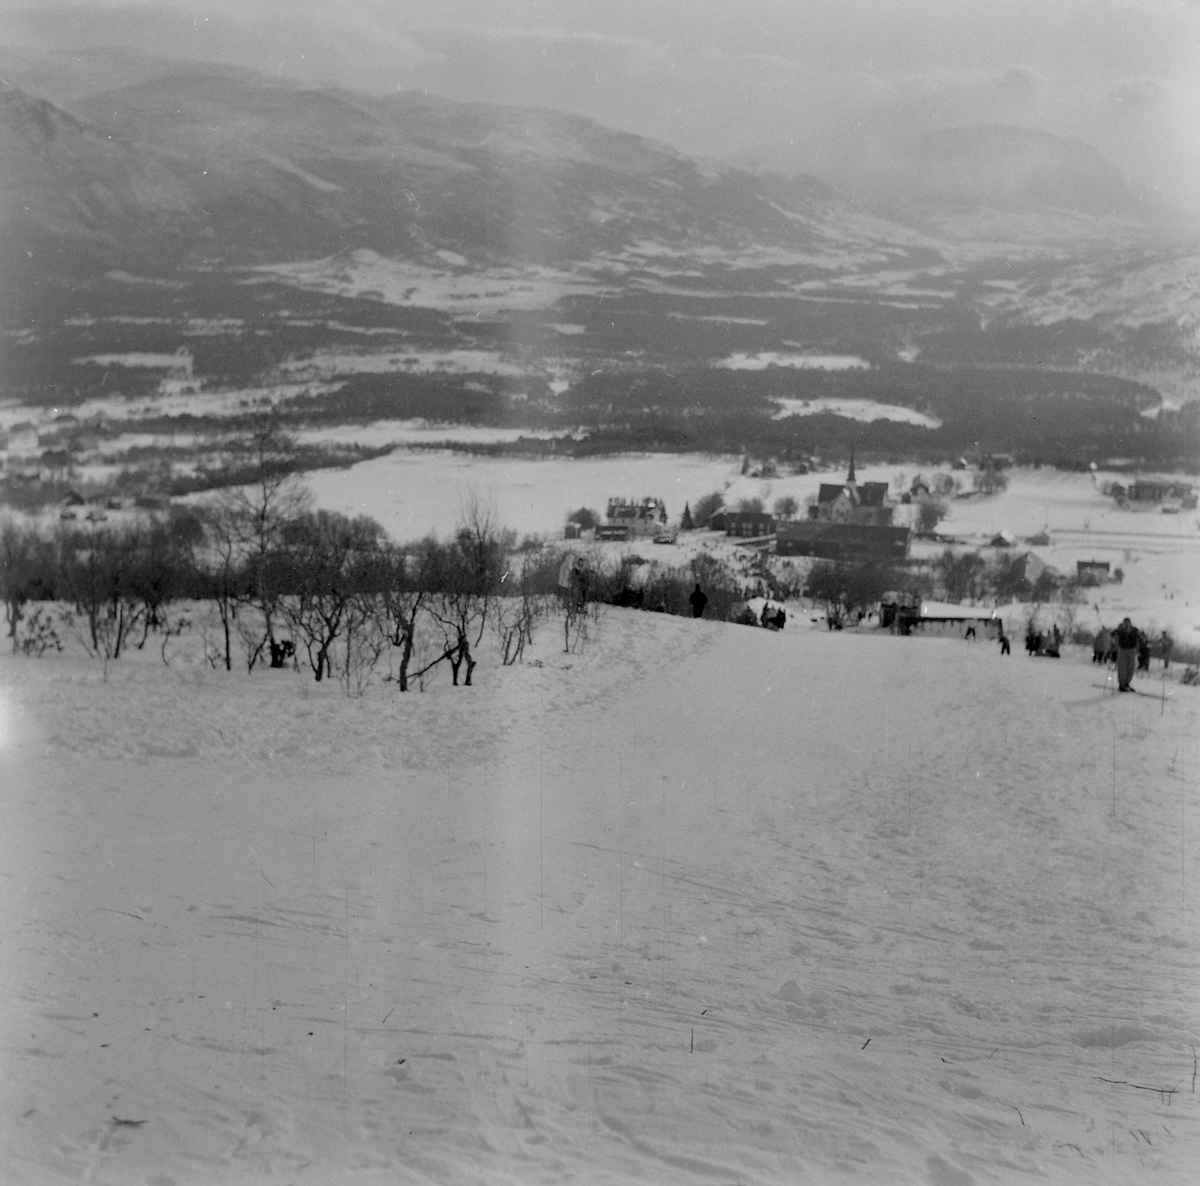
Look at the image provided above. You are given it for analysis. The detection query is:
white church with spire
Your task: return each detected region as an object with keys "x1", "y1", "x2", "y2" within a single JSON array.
[{"x1": 808, "y1": 447, "x2": 895, "y2": 526}]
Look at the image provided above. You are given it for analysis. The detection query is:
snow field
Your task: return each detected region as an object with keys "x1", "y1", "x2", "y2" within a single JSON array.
[{"x1": 1, "y1": 609, "x2": 1198, "y2": 1183}]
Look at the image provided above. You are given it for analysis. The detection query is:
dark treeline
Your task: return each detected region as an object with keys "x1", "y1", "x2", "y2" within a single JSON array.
[
  {"x1": 0, "y1": 271, "x2": 460, "y2": 401},
  {"x1": 282, "y1": 362, "x2": 1190, "y2": 467},
  {"x1": 281, "y1": 370, "x2": 552, "y2": 427},
  {"x1": 554, "y1": 363, "x2": 1184, "y2": 465}
]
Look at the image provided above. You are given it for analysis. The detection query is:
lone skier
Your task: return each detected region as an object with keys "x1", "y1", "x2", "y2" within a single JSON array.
[{"x1": 1114, "y1": 617, "x2": 1139, "y2": 692}]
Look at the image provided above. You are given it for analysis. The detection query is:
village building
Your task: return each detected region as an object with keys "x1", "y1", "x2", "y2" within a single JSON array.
[
  {"x1": 1076, "y1": 559, "x2": 1111, "y2": 586},
  {"x1": 604, "y1": 497, "x2": 667, "y2": 539},
  {"x1": 725, "y1": 511, "x2": 775, "y2": 539},
  {"x1": 808, "y1": 453, "x2": 894, "y2": 526},
  {"x1": 1116, "y1": 477, "x2": 1196, "y2": 509},
  {"x1": 1127, "y1": 478, "x2": 1192, "y2": 502},
  {"x1": 777, "y1": 521, "x2": 911, "y2": 562},
  {"x1": 1007, "y1": 551, "x2": 1048, "y2": 591},
  {"x1": 596, "y1": 523, "x2": 631, "y2": 541},
  {"x1": 906, "y1": 601, "x2": 1002, "y2": 640}
]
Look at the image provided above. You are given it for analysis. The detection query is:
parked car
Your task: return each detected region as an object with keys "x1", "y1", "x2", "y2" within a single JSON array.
[{"x1": 652, "y1": 530, "x2": 678, "y2": 544}]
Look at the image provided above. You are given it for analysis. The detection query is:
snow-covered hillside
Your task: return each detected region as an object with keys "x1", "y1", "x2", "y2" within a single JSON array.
[{"x1": 1, "y1": 609, "x2": 1197, "y2": 1183}]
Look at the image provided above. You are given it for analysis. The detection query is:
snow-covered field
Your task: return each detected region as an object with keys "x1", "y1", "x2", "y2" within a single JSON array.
[
  {"x1": 773, "y1": 398, "x2": 942, "y2": 429},
  {"x1": 2, "y1": 610, "x2": 1198, "y2": 1184},
  {"x1": 302, "y1": 450, "x2": 741, "y2": 545},
  {"x1": 255, "y1": 252, "x2": 615, "y2": 315},
  {"x1": 717, "y1": 353, "x2": 870, "y2": 371},
  {"x1": 277, "y1": 351, "x2": 550, "y2": 382}
]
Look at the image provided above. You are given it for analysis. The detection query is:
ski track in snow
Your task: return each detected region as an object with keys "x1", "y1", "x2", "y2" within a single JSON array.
[{"x1": 1, "y1": 612, "x2": 1198, "y2": 1184}]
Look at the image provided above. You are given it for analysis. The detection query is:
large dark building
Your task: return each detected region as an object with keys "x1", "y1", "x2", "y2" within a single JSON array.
[
  {"x1": 725, "y1": 511, "x2": 775, "y2": 538},
  {"x1": 776, "y1": 521, "x2": 910, "y2": 561}
]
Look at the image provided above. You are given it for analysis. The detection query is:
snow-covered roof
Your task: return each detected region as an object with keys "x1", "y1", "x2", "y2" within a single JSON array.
[{"x1": 918, "y1": 600, "x2": 997, "y2": 621}]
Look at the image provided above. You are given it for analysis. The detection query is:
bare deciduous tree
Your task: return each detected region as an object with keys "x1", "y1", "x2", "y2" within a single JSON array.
[
  {"x1": 1, "y1": 521, "x2": 54, "y2": 650},
  {"x1": 281, "y1": 510, "x2": 383, "y2": 682},
  {"x1": 494, "y1": 551, "x2": 548, "y2": 665},
  {"x1": 59, "y1": 524, "x2": 146, "y2": 678},
  {"x1": 427, "y1": 496, "x2": 508, "y2": 685},
  {"x1": 373, "y1": 540, "x2": 442, "y2": 692},
  {"x1": 216, "y1": 413, "x2": 311, "y2": 670}
]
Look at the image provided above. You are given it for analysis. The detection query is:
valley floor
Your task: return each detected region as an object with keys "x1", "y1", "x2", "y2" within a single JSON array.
[{"x1": 1, "y1": 612, "x2": 1198, "y2": 1184}]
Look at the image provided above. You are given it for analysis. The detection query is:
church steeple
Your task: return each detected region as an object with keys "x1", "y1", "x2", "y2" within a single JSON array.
[{"x1": 847, "y1": 445, "x2": 857, "y2": 487}]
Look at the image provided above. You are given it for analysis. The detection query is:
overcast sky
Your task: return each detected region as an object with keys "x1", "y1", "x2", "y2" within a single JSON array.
[{"x1": 6, "y1": 0, "x2": 1199, "y2": 209}]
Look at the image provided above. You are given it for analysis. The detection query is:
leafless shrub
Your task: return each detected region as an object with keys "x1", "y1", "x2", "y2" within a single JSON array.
[{"x1": 17, "y1": 605, "x2": 63, "y2": 657}]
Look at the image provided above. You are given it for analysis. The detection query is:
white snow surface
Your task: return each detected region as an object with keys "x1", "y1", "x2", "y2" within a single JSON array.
[
  {"x1": 773, "y1": 398, "x2": 942, "y2": 429},
  {"x1": 717, "y1": 353, "x2": 870, "y2": 371},
  {"x1": 303, "y1": 450, "x2": 738, "y2": 544},
  {"x1": 2, "y1": 613, "x2": 1198, "y2": 1184}
]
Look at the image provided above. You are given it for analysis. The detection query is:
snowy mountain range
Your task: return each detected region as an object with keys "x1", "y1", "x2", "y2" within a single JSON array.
[
  {"x1": 2, "y1": 72, "x2": 899, "y2": 271},
  {"x1": 1, "y1": 53, "x2": 1197, "y2": 444}
]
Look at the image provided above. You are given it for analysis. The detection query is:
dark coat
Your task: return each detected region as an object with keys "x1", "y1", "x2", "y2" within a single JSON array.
[{"x1": 1114, "y1": 621, "x2": 1140, "y2": 650}]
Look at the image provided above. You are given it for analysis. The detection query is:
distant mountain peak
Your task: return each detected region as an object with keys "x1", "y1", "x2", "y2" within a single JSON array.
[
  {"x1": 0, "y1": 84, "x2": 88, "y2": 144},
  {"x1": 819, "y1": 122, "x2": 1173, "y2": 237}
]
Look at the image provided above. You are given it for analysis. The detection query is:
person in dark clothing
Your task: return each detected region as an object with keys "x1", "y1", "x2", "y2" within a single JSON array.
[
  {"x1": 689, "y1": 583, "x2": 708, "y2": 619},
  {"x1": 1113, "y1": 617, "x2": 1139, "y2": 691},
  {"x1": 1137, "y1": 631, "x2": 1151, "y2": 671},
  {"x1": 773, "y1": 607, "x2": 786, "y2": 630},
  {"x1": 998, "y1": 626, "x2": 1010, "y2": 655},
  {"x1": 1162, "y1": 630, "x2": 1174, "y2": 670},
  {"x1": 1043, "y1": 623, "x2": 1061, "y2": 658}
]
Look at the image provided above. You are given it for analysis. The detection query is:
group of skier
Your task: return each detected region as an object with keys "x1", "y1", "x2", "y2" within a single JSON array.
[
  {"x1": 998, "y1": 614, "x2": 1177, "y2": 694},
  {"x1": 1091, "y1": 622, "x2": 1172, "y2": 679},
  {"x1": 757, "y1": 602, "x2": 787, "y2": 630},
  {"x1": 1023, "y1": 623, "x2": 1063, "y2": 658}
]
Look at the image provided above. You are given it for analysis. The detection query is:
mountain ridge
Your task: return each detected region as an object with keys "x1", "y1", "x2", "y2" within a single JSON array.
[{"x1": 3, "y1": 69, "x2": 903, "y2": 274}]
